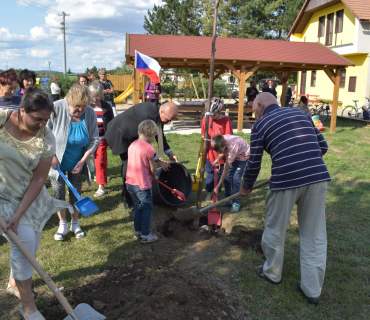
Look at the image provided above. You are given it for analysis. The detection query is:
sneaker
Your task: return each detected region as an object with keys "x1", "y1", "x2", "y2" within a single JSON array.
[
  {"x1": 70, "y1": 224, "x2": 85, "y2": 239},
  {"x1": 230, "y1": 203, "x2": 240, "y2": 213},
  {"x1": 54, "y1": 224, "x2": 69, "y2": 241},
  {"x1": 134, "y1": 231, "x2": 142, "y2": 239},
  {"x1": 220, "y1": 200, "x2": 233, "y2": 207},
  {"x1": 141, "y1": 233, "x2": 158, "y2": 243}
]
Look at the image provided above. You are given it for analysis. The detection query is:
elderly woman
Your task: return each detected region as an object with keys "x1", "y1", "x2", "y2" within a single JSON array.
[
  {"x1": 14, "y1": 69, "x2": 36, "y2": 98},
  {"x1": 88, "y1": 82, "x2": 114, "y2": 197},
  {"x1": 97, "y1": 68, "x2": 117, "y2": 116},
  {"x1": 50, "y1": 76, "x2": 61, "y2": 102},
  {"x1": 48, "y1": 84, "x2": 99, "y2": 241},
  {"x1": 78, "y1": 74, "x2": 88, "y2": 86},
  {"x1": 0, "y1": 68, "x2": 21, "y2": 111},
  {"x1": 1, "y1": 88, "x2": 72, "y2": 319}
]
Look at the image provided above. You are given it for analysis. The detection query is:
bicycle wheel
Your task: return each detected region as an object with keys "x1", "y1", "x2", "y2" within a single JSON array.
[
  {"x1": 318, "y1": 109, "x2": 329, "y2": 122},
  {"x1": 341, "y1": 106, "x2": 356, "y2": 117},
  {"x1": 310, "y1": 108, "x2": 317, "y2": 115}
]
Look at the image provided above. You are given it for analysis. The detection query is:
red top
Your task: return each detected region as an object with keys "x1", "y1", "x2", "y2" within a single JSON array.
[{"x1": 201, "y1": 116, "x2": 233, "y2": 163}]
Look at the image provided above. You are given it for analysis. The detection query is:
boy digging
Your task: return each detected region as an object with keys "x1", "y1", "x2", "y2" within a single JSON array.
[
  {"x1": 126, "y1": 120, "x2": 159, "y2": 243},
  {"x1": 211, "y1": 134, "x2": 250, "y2": 213}
]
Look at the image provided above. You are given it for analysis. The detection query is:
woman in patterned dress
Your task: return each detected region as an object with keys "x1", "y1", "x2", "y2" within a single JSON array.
[
  {"x1": 0, "y1": 88, "x2": 72, "y2": 319},
  {"x1": 97, "y1": 68, "x2": 117, "y2": 116}
]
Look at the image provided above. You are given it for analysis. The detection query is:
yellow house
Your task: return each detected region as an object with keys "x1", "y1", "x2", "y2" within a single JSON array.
[{"x1": 287, "y1": 0, "x2": 370, "y2": 110}]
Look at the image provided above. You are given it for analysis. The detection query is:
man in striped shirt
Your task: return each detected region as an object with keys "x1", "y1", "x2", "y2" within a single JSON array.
[{"x1": 240, "y1": 93, "x2": 330, "y2": 304}]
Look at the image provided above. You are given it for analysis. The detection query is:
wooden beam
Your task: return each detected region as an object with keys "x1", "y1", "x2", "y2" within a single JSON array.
[
  {"x1": 199, "y1": 68, "x2": 209, "y2": 79},
  {"x1": 273, "y1": 71, "x2": 284, "y2": 83},
  {"x1": 330, "y1": 68, "x2": 341, "y2": 133},
  {"x1": 283, "y1": 71, "x2": 291, "y2": 82},
  {"x1": 245, "y1": 65, "x2": 260, "y2": 81},
  {"x1": 237, "y1": 65, "x2": 246, "y2": 132},
  {"x1": 324, "y1": 69, "x2": 336, "y2": 84},
  {"x1": 133, "y1": 67, "x2": 140, "y2": 105},
  {"x1": 213, "y1": 67, "x2": 227, "y2": 80},
  {"x1": 225, "y1": 64, "x2": 241, "y2": 81}
]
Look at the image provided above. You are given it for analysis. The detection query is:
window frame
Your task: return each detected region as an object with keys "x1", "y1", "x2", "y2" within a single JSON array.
[
  {"x1": 335, "y1": 9, "x2": 344, "y2": 34},
  {"x1": 318, "y1": 16, "x2": 325, "y2": 38},
  {"x1": 326, "y1": 13, "x2": 334, "y2": 46},
  {"x1": 311, "y1": 71, "x2": 316, "y2": 87},
  {"x1": 348, "y1": 77, "x2": 356, "y2": 92},
  {"x1": 340, "y1": 69, "x2": 346, "y2": 88}
]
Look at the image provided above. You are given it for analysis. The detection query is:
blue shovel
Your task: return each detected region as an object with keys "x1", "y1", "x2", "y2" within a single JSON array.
[{"x1": 57, "y1": 166, "x2": 99, "y2": 217}]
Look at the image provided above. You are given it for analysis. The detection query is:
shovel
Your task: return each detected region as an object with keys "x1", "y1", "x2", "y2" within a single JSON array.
[
  {"x1": 156, "y1": 179, "x2": 187, "y2": 202},
  {"x1": 173, "y1": 179, "x2": 270, "y2": 221},
  {"x1": 0, "y1": 216, "x2": 106, "y2": 320},
  {"x1": 57, "y1": 166, "x2": 99, "y2": 217}
]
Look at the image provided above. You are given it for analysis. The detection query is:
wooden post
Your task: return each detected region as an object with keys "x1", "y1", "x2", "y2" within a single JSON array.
[
  {"x1": 133, "y1": 67, "x2": 140, "y2": 105},
  {"x1": 237, "y1": 65, "x2": 246, "y2": 132},
  {"x1": 229, "y1": 77, "x2": 236, "y2": 99},
  {"x1": 200, "y1": 75, "x2": 206, "y2": 99},
  {"x1": 330, "y1": 68, "x2": 341, "y2": 133},
  {"x1": 190, "y1": 75, "x2": 192, "y2": 101},
  {"x1": 192, "y1": 76, "x2": 199, "y2": 99}
]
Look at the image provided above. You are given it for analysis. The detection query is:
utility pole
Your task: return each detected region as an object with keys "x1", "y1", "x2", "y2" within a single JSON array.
[
  {"x1": 58, "y1": 12, "x2": 70, "y2": 74},
  {"x1": 48, "y1": 62, "x2": 51, "y2": 76}
]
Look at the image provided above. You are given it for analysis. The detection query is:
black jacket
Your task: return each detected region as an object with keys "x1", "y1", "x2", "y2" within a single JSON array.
[
  {"x1": 105, "y1": 102, "x2": 170, "y2": 155},
  {"x1": 100, "y1": 100, "x2": 114, "y2": 132}
]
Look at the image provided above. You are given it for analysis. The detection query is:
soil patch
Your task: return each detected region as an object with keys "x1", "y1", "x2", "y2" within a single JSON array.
[{"x1": 228, "y1": 226, "x2": 263, "y2": 254}]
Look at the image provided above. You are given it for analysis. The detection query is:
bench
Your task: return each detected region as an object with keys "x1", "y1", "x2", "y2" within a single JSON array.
[
  {"x1": 337, "y1": 115, "x2": 370, "y2": 127},
  {"x1": 173, "y1": 101, "x2": 255, "y2": 127}
]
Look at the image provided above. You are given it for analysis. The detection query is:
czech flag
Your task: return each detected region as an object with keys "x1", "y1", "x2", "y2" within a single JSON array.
[{"x1": 135, "y1": 50, "x2": 161, "y2": 84}]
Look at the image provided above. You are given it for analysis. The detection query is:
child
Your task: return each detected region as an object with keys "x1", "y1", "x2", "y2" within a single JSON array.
[
  {"x1": 211, "y1": 134, "x2": 250, "y2": 213},
  {"x1": 126, "y1": 120, "x2": 159, "y2": 243},
  {"x1": 362, "y1": 106, "x2": 369, "y2": 120},
  {"x1": 201, "y1": 97, "x2": 233, "y2": 202}
]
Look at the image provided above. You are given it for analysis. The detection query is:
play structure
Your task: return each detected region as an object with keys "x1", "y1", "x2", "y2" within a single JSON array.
[{"x1": 114, "y1": 81, "x2": 134, "y2": 103}]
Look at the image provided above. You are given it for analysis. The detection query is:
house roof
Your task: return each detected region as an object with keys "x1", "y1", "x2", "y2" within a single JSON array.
[
  {"x1": 126, "y1": 34, "x2": 353, "y2": 69},
  {"x1": 286, "y1": 0, "x2": 370, "y2": 39}
]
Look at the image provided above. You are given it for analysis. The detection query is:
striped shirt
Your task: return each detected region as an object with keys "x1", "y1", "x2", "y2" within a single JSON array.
[
  {"x1": 242, "y1": 104, "x2": 330, "y2": 191},
  {"x1": 94, "y1": 107, "x2": 106, "y2": 141}
]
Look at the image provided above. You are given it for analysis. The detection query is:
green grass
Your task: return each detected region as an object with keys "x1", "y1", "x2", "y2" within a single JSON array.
[{"x1": 1, "y1": 118, "x2": 370, "y2": 319}]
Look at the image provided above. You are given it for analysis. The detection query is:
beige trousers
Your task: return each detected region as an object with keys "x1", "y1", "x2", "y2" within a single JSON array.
[{"x1": 262, "y1": 181, "x2": 327, "y2": 298}]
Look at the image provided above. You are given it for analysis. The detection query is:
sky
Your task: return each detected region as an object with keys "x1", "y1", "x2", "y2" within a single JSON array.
[{"x1": 0, "y1": 0, "x2": 161, "y2": 73}]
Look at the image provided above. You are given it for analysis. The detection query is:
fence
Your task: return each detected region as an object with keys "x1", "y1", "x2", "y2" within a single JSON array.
[{"x1": 106, "y1": 74, "x2": 134, "y2": 92}]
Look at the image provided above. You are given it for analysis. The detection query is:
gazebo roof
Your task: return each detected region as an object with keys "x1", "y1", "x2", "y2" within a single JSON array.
[{"x1": 126, "y1": 34, "x2": 354, "y2": 70}]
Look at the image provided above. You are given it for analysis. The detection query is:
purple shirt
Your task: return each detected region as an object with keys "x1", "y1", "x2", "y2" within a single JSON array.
[{"x1": 144, "y1": 82, "x2": 162, "y2": 100}]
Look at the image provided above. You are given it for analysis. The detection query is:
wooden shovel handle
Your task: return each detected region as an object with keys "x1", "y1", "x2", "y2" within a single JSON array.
[
  {"x1": 200, "y1": 179, "x2": 270, "y2": 213},
  {"x1": 0, "y1": 216, "x2": 74, "y2": 315}
]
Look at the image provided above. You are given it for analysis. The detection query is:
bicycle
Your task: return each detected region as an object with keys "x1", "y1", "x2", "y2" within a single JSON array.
[
  {"x1": 341, "y1": 97, "x2": 370, "y2": 118},
  {"x1": 310, "y1": 100, "x2": 330, "y2": 122}
]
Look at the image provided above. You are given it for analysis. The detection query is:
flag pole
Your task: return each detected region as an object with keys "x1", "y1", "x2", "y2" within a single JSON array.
[{"x1": 195, "y1": 0, "x2": 221, "y2": 217}]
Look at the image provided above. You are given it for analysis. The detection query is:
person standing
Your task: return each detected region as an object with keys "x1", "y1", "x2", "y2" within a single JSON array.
[
  {"x1": 50, "y1": 76, "x2": 61, "y2": 102},
  {"x1": 240, "y1": 93, "x2": 330, "y2": 304},
  {"x1": 48, "y1": 84, "x2": 100, "y2": 241},
  {"x1": 0, "y1": 69, "x2": 21, "y2": 111},
  {"x1": 1, "y1": 88, "x2": 72, "y2": 319},
  {"x1": 246, "y1": 81, "x2": 259, "y2": 103},
  {"x1": 285, "y1": 82, "x2": 293, "y2": 107},
  {"x1": 271, "y1": 82, "x2": 278, "y2": 99},
  {"x1": 78, "y1": 74, "x2": 88, "y2": 86},
  {"x1": 262, "y1": 82, "x2": 273, "y2": 94},
  {"x1": 106, "y1": 101, "x2": 179, "y2": 210},
  {"x1": 88, "y1": 82, "x2": 114, "y2": 197},
  {"x1": 144, "y1": 80, "x2": 162, "y2": 103},
  {"x1": 98, "y1": 68, "x2": 117, "y2": 116}
]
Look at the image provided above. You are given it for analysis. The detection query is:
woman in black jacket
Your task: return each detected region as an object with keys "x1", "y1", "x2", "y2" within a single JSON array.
[{"x1": 88, "y1": 82, "x2": 114, "y2": 197}]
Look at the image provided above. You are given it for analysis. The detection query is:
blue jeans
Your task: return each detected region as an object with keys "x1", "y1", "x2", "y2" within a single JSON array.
[
  {"x1": 126, "y1": 184, "x2": 153, "y2": 236},
  {"x1": 205, "y1": 158, "x2": 224, "y2": 193},
  {"x1": 224, "y1": 160, "x2": 248, "y2": 204}
]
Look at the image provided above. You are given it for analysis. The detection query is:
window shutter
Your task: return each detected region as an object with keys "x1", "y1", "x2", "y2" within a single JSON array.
[
  {"x1": 311, "y1": 71, "x2": 316, "y2": 87},
  {"x1": 348, "y1": 77, "x2": 356, "y2": 92},
  {"x1": 318, "y1": 16, "x2": 325, "y2": 37},
  {"x1": 326, "y1": 13, "x2": 334, "y2": 46},
  {"x1": 335, "y1": 10, "x2": 344, "y2": 33},
  {"x1": 340, "y1": 69, "x2": 346, "y2": 88}
]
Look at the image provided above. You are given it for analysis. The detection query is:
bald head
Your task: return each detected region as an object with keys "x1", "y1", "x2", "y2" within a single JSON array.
[
  {"x1": 252, "y1": 92, "x2": 278, "y2": 120},
  {"x1": 159, "y1": 102, "x2": 178, "y2": 124}
]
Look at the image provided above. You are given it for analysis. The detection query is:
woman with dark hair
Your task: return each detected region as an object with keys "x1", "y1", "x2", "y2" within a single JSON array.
[
  {"x1": 50, "y1": 76, "x2": 61, "y2": 102},
  {"x1": 0, "y1": 68, "x2": 21, "y2": 111},
  {"x1": 87, "y1": 71, "x2": 96, "y2": 84},
  {"x1": 1, "y1": 88, "x2": 72, "y2": 319},
  {"x1": 78, "y1": 74, "x2": 88, "y2": 86},
  {"x1": 14, "y1": 69, "x2": 36, "y2": 99}
]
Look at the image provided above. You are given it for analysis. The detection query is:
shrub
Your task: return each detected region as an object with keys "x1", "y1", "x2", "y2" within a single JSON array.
[{"x1": 56, "y1": 74, "x2": 77, "y2": 98}]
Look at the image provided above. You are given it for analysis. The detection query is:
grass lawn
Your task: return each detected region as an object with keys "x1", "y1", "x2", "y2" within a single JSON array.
[{"x1": 0, "y1": 118, "x2": 369, "y2": 319}]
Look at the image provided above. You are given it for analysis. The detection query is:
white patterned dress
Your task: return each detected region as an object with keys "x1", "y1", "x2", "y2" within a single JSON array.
[{"x1": 0, "y1": 109, "x2": 73, "y2": 232}]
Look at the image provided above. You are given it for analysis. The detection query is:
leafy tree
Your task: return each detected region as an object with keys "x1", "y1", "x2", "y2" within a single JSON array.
[
  {"x1": 114, "y1": 61, "x2": 133, "y2": 75},
  {"x1": 56, "y1": 74, "x2": 77, "y2": 98},
  {"x1": 67, "y1": 68, "x2": 72, "y2": 74},
  {"x1": 219, "y1": 0, "x2": 245, "y2": 37}
]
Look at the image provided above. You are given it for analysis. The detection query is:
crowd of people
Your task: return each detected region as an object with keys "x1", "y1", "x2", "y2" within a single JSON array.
[{"x1": 0, "y1": 67, "x2": 334, "y2": 318}]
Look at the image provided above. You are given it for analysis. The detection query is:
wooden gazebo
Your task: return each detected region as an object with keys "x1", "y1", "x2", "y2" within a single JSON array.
[{"x1": 125, "y1": 34, "x2": 354, "y2": 133}]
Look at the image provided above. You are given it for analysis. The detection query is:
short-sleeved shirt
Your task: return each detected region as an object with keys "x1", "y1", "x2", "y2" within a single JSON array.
[
  {"x1": 126, "y1": 140, "x2": 157, "y2": 190},
  {"x1": 0, "y1": 95, "x2": 22, "y2": 111},
  {"x1": 98, "y1": 79, "x2": 115, "y2": 106},
  {"x1": 0, "y1": 109, "x2": 72, "y2": 231},
  {"x1": 223, "y1": 135, "x2": 250, "y2": 164},
  {"x1": 94, "y1": 107, "x2": 106, "y2": 141}
]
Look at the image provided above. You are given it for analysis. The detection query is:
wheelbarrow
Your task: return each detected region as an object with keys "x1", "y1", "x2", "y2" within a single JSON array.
[
  {"x1": 207, "y1": 164, "x2": 221, "y2": 226},
  {"x1": 0, "y1": 216, "x2": 106, "y2": 320},
  {"x1": 57, "y1": 167, "x2": 99, "y2": 217},
  {"x1": 173, "y1": 179, "x2": 270, "y2": 221}
]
